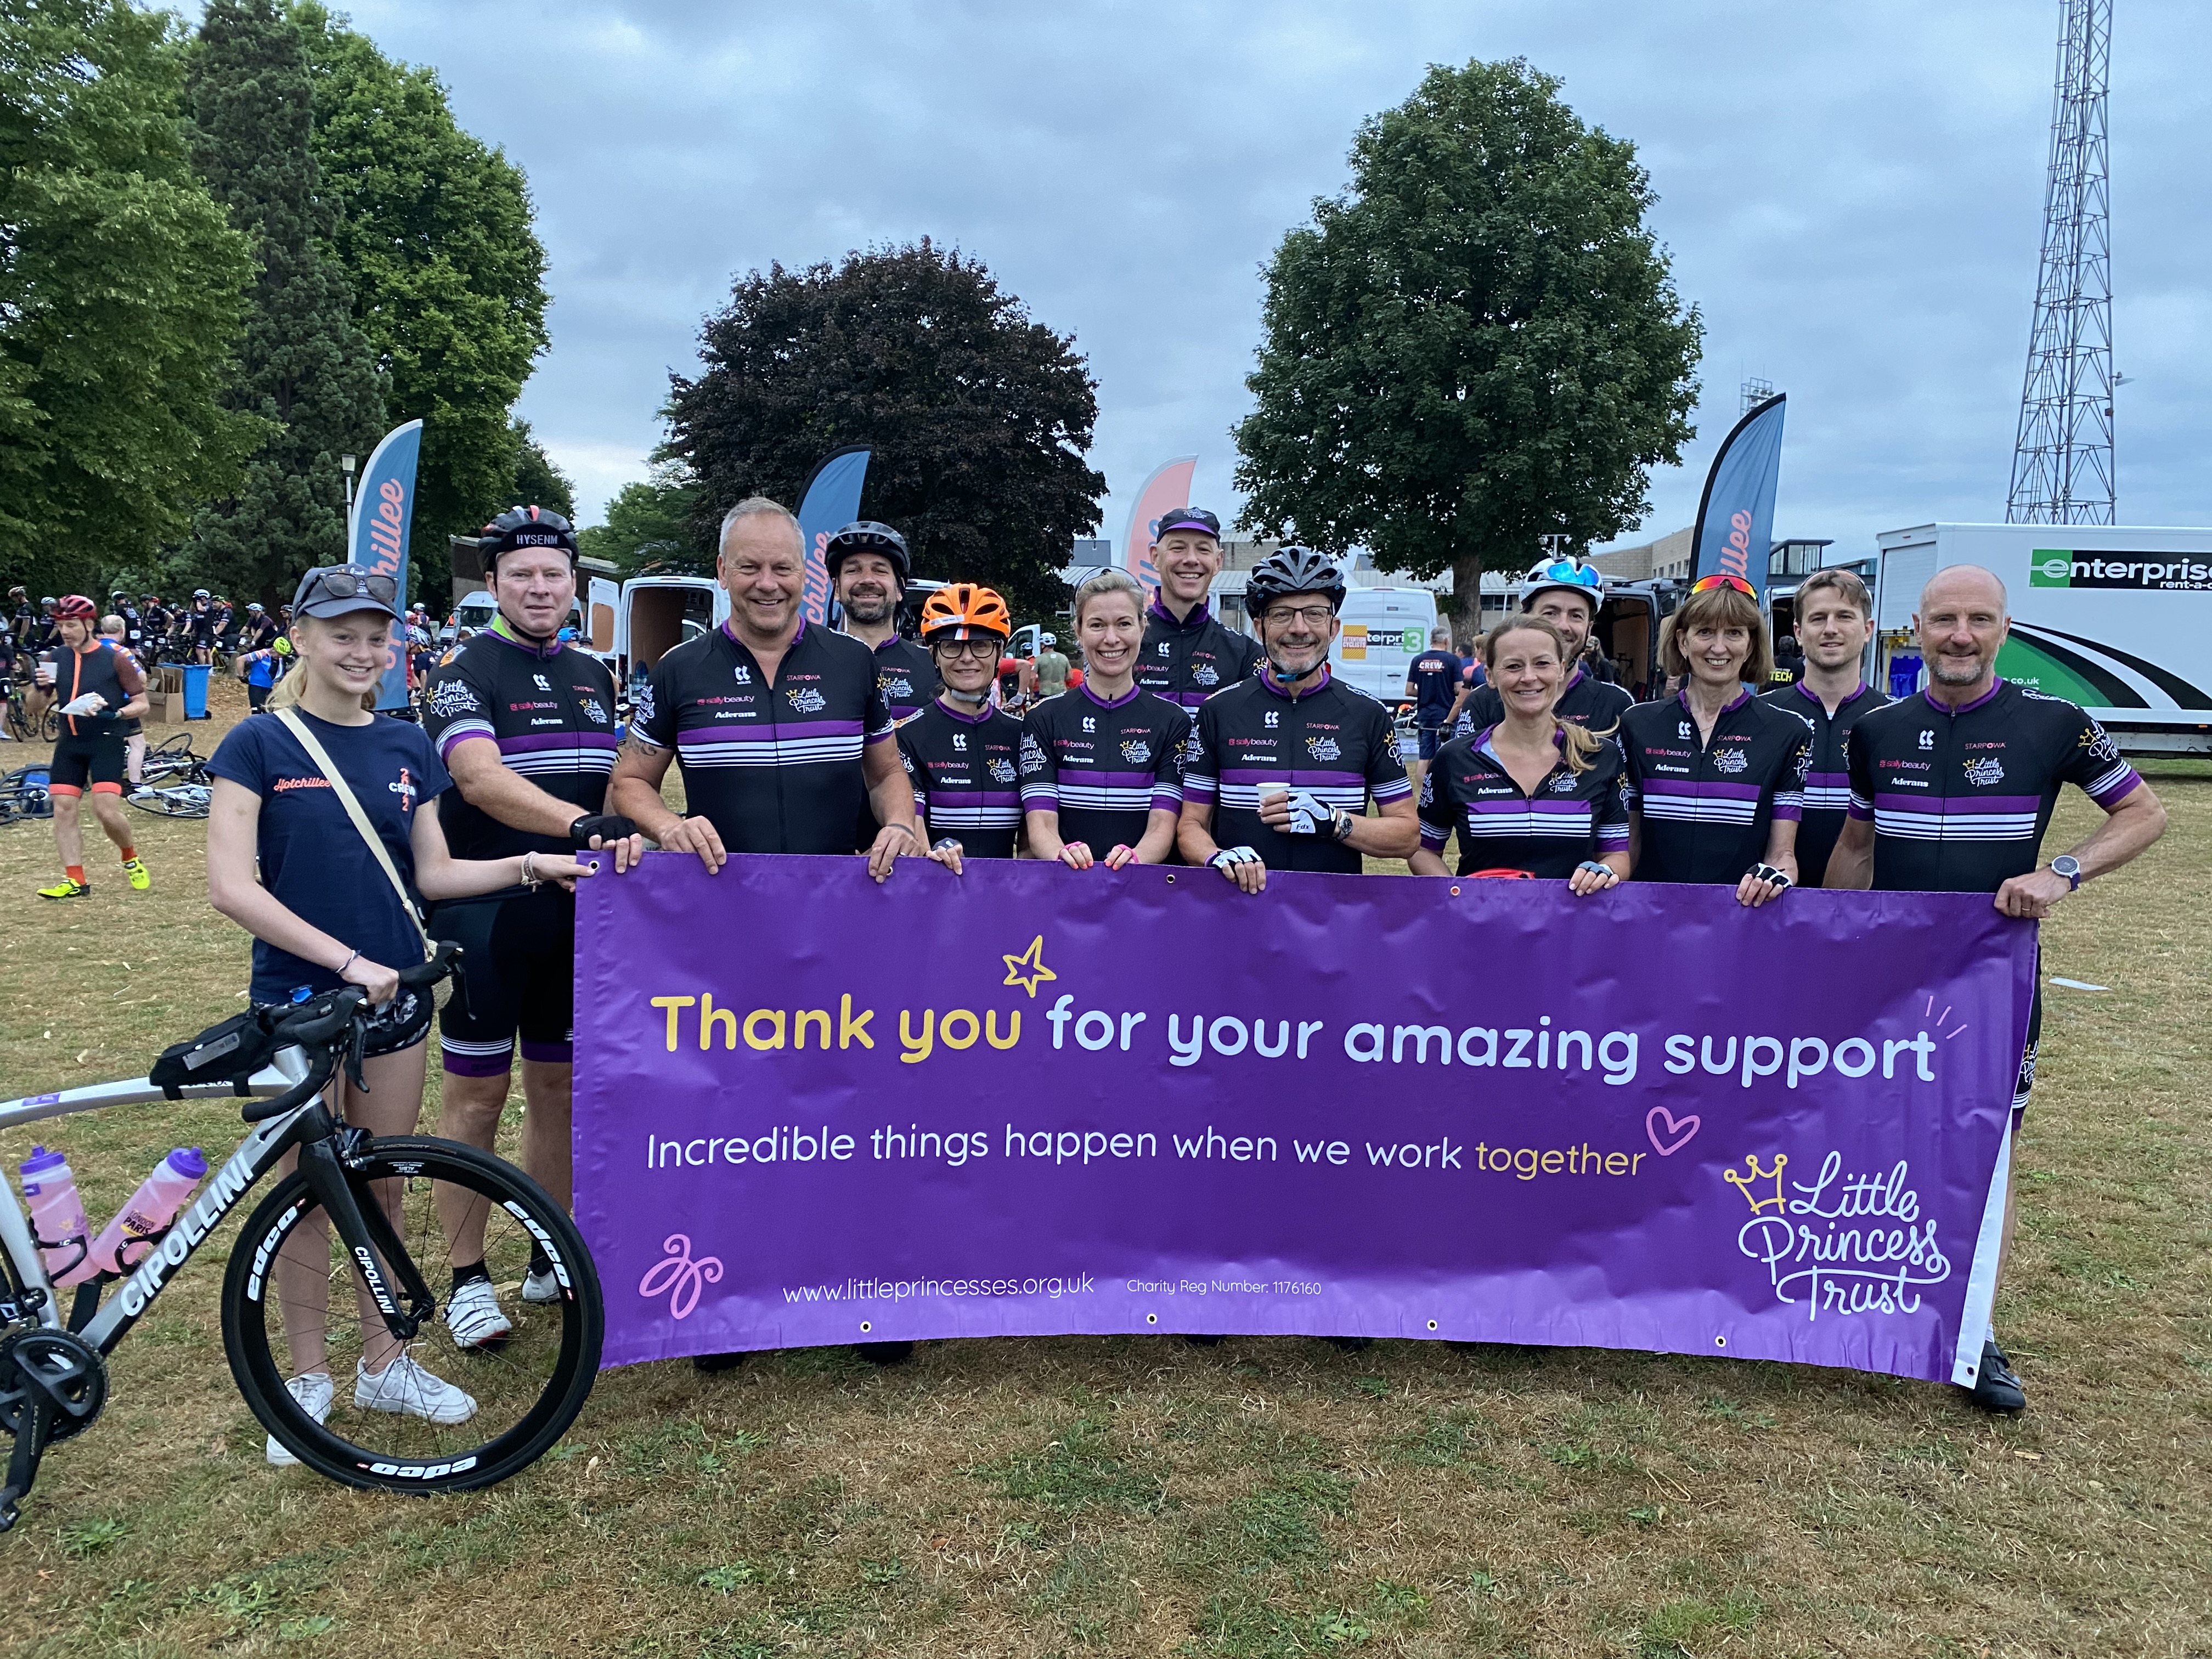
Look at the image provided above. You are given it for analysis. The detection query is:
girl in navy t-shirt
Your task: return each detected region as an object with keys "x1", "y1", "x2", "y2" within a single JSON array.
[{"x1": 207, "y1": 567, "x2": 598, "y2": 1460}]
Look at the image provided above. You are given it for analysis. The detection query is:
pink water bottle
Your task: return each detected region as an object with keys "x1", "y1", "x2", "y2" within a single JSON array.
[
  {"x1": 18, "y1": 1147, "x2": 92, "y2": 1287},
  {"x1": 87, "y1": 1148, "x2": 206, "y2": 1276}
]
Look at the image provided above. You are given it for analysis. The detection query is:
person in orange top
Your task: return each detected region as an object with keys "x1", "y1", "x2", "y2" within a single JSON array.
[{"x1": 35, "y1": 596, "x2": 150, "y2": 899}]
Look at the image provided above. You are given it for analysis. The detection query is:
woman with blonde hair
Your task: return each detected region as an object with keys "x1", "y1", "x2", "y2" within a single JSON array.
[
  {"x1": 1617, "y1": 575, "x2": 1810, "y2": 904},
  {"x1": 1410, "y1": 615, "x2": 1629, "y2": 893}
]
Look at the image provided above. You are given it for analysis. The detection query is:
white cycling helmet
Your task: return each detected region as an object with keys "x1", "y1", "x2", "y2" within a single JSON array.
[{"x1": 1517, "y1": 556, "x2": 1606, "y2": 613}]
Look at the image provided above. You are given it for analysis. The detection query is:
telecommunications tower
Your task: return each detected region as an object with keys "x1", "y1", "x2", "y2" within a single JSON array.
[{"x1": 2006, "y1": 0, "x2": 2115, "y2": 524}]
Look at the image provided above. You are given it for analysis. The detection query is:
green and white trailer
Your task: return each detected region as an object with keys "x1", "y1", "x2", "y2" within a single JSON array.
[{"x1": 1874, "y1": 523, "x2": 2212, "y2": 757}]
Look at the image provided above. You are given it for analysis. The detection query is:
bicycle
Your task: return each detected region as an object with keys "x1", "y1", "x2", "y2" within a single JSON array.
[
  {"x1": 0, "y1": 765, "x2": 51, "y2": 826},
  {"x1": 128, "y1": 738, "x2": 213, "y2": 818},
  {"x1": 0, "y1": 945, "x2": 603, "y2": 1530}
]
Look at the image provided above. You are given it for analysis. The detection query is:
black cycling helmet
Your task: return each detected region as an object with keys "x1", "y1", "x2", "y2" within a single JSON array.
[
  {"x1": 480, "y1": 505, "x2": 579, "y2": 572},
  {"x1": 1244, "y1": 545, "x2": 1348, "y2": 618},
  {"x1": 823, "y1": 521, "x2": 911, "y2": 586}
]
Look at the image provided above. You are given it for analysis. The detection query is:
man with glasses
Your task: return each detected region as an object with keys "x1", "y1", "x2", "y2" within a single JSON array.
[
  {"x1": 1178, "y1": 548, "x2": 1418, "y2": 890},
  {"x1": 420, "y1": 506, "x2": 641, "y2": 1352},
  {"x1": 1455, "y1": 557, "x2": 1631, "y2": 738},
  {"x1": 1135, "y1": 507, "x2": 1261, "y2": 713}
]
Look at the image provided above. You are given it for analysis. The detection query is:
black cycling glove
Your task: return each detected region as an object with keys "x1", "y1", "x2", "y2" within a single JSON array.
[{"x1": 570, "y1": 812, "x2": 639, "y2": 848}]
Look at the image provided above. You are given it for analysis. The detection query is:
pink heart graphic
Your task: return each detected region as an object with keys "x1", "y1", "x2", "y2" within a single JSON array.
[{"x1": 1645, "y1": 1107, "x2": 1700, "y2": 1158}]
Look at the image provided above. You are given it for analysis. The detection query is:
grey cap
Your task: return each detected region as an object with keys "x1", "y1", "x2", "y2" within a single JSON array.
[{"x1": 291, "y1": 565, "x2": 402, "y2": 621}]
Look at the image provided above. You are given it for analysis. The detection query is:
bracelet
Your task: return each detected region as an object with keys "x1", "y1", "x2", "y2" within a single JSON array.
[
  {"x1": 884, "y1": 822, "x2": 918, "y2": 842},
  {"x1": 335, "y1": 948, "x2": 359, "y2": 977},
  {"x1": 520, "y1": 851, "x2": 541, "y2": 890}
]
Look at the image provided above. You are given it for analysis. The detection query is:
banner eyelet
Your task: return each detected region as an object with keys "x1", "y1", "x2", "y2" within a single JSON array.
[{"x1": 859, "y1": 1320, "x2": 872, "y2": 1333}]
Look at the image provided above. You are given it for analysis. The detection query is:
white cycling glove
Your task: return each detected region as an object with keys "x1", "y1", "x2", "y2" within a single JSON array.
[
  {"x1": 1278, "y1": 789, "x2": 1335, "y2": 835},
  {"x1": 1208, "y1": 846, "x2": 1261, "y2": 871}
]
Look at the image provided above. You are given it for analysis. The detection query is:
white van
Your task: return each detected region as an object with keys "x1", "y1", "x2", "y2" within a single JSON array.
[
  {"x1": 1330, "y1": 586, "x2": 1440, "y2": 704},
  {"x1": 585, "y1": 574, "x2": 727, "y2": 698}
]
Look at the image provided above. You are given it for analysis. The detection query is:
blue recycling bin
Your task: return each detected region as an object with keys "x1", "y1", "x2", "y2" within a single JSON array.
[
  {"x1": 1887, "y1": 654, "x2": 1922, "y2": 699},
  {"x1": 181, "y1": 663, "x2": 211, "y2": 720}
]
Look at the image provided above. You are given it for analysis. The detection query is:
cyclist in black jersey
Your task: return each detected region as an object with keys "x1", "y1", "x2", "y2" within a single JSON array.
[
  {"x1": 1021, "y1": 569, "x2": 1190, "y2": 868},
  {"x1": 828, "y1": 521, "x2": 940, "y2": 850},
  {"x1": 35, "y1": 596, "x2": 150, "y2": 900},
  {"x1": 1412, "y1": 617, "x2": 1630, "y2": 889},
  {"x1": 1757, "y1": 568, "x2": 1887, "y2": 886},
  {"x1": 1133, "y1": 507, "x2": 1261, "y2": 712},
  {"x1": 1619, "y1": 577, "x2": 1807, "y2": 903},
  {"x1": 900, "y1": 583, "x2": 1025, "y2": 869},
  {"x1": 1177, "y1": 547, "x2": 1418, "y2": 890},
  {"x1": 1829, "y1": 565, "x2": 2166, "y2": 1415},
  {"x1": 610, "y1": 496, "x2": 920, "y2": 881},
  {"x1": 1455, "y1": 557, "x2": 1633, "y2": 738},
  {"x1": 420, "y1": 506, "x2": 644, "y2": 1352}
]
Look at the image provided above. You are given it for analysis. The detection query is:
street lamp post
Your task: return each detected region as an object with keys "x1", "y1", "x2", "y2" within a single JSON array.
[{"x1": 340, "y1": 453, "x2": 358, "y2": 544}]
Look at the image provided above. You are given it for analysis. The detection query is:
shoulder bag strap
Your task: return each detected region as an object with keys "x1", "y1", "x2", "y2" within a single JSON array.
[{"x1": 273, "y1": 707, "x2": 433, "y2": 958}]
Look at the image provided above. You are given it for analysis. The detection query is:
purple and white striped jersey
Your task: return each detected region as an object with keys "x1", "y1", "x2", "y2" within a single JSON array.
[
  {"x1": 1759, "y1": 679, "x2": 1888, "y2": 887},
  {"x1": 632, "y1": 617, "x2": 893, "y2": 855},
  {"x1": 1619, "y1": 688, "x2": 1812, "y2": 885},
  {"x1": 422, "y1": 619, "x2": 620, "y2": 861},
  {"x1": 1418, "y1": 726, "x2": 1630, "y2": 878},
  {"x1": 899, "y1": 698, "x2": 1025, "y2": 860},
  {"x1": 1183, "y1": 666, "x2": 1413, "y2": 875},
  {"x1": 1844, "y1": 679, "x2": 2142, "y2": 893},
  {"x1": 1019, "y1": 682, "x2": 1190, "y2": 857}
]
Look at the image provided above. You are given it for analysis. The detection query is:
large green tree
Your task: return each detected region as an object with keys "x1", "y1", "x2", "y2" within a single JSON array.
[
  {"x1": 665, "y1": 240, "x2": 1105, "y2": 619},
  {"x1": 506, "y1": 417, "x2": 573, "y2": 521},
  {"x1": 578, "y1": 462, "x2": 704, "y2": 578},
  {"x1": 1233, "y1": 59, "x2": 1702, "y2": 636},
  {"x1": 0, "y1": 0, "x2": 257, "y2": 599},
  {"x1": 188, "y1": 0, "x2": 386, "y2": 606},
  {"x1": 296, "y1": 3, "x2": 549, "y2": 597}
]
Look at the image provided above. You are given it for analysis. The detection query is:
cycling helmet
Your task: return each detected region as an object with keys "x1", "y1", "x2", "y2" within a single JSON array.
[
  {"x1": 1517, "y1": 556, "x2": 1606, "y2": 613},
  {"x1": 919, "y1": 583, "x2": 1012, "y2": 642},
  {"x1": 246, "y1": 602, "x2": 264, "y2": 613},
  {"x1": 823, "y1": 521, "x2": 911, "y2": 585},
  {"x1": 40, "y1": 596, "x2": 55, "y2": 607},
  {"x1": 54, "y1": 595, "x2": 97, "y2": 620},
  {"x1": 1039, "y1": 632, "x2": 1058, "y2": 648},
  {"x1": 480, "y1": 505, "x2": 578, "y2": 571},
  {"x1": 1245, "y1": 546, "x2": 1348, "y2": 617},
  {"x1": 193, "y1": 588, "x2": 210, "y2": 600},
  {"x1": 273, "y1": 635, "x2": 294, "y2": 656}
]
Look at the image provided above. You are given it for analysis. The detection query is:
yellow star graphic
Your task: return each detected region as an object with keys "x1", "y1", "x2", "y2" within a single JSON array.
[{"x1": 1001, "y1": 934, "x2": 1057, "y2": 998}]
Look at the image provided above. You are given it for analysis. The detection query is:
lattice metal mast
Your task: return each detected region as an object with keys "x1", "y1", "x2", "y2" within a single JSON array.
[{"x1": 2007, "y1": 0, "x2": 2115, "y2": 524}]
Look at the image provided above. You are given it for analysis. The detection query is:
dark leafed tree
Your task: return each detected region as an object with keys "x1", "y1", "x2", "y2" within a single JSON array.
[
  {"x1": 1233, "y1": 59, "x2": 1702, "y2": 638},
  {"x1": 0, "y1": 0, "x2": 257, "y2": 598},
  {"x1": 665, "y1": 240, "x2": 1105, "y2": 619},
  {"x1": 296, "y1": 3, "x2": 550, "y2": 596},
  {"x1": 188, "y1": 0, "x2": 386, "y2": 606}
]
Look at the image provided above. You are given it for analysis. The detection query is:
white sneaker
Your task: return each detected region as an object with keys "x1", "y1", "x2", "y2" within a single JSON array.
[
  {"x1": 444, "y1": 1277, "x2": 512, "y2": 1350},
  {"x1": 355, "y1": 1353, "x2": 478, "y2": 1424},
  {"x1": 266, "y1": 1370, "x2": 334, "y2": 1466},
  {"x1": 521, "y1": 1265, "x2": 562, "y2": 1304}
]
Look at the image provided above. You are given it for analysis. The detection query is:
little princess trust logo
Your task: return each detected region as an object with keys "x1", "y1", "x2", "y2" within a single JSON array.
[
  {"x1": 639, "y1": 1233, "x2": 723, "y2": 1319},
  {"x1": 1728, "y1": 1151, "x2": 1953, "y2": 1321}
]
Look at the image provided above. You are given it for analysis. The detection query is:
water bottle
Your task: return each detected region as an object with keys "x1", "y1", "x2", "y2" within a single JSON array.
[
  {"x1": 18, "y1": 1147, "x2": 92, "y2": 1287},
  {"x1": 87, "y1": 1149, "x2": 207, "y2": 1277}
]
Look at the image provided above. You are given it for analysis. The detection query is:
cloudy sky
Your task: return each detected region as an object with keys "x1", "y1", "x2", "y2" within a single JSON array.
[{"x1": 337, "y1": 0, "x2": 2209, "y2": 561}]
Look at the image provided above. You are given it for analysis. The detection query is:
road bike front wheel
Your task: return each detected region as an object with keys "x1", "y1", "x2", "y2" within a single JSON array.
[
  {"x1": 220, "y1": 1135, "x2": 602, "y2": 1493},
  {"x1": 127, "y1": 784, "x2": 210, "y2": 818}
]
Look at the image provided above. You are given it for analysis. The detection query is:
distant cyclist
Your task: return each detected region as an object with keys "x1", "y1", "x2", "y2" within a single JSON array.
[
  {"x1": 1020, "y1": 569, "x2": 1190, "y2": 870},
  {"x1": 900, "y1": 584, "x2": 1025, "y2": 868},
  {"x1": 1759, "y1": 568, "x2": 1887, "y2": 887},
  {"x1": 1455, "y1": 558, "x2": 1630, "y2": 739},
  {"x1": 183, "y1": 589, "x2": 217, "y2": 664},
  {"x1": 1034, "y1": 634, "x2": 1070, "y2": 699},
  {"x1": 35, "y1": 596, "x2": 150, "y2": 900},
  {"x1": 235, "y1": 639, "x2": 283, "y2": 713},
  {"x1": 97, "y1": 615, "x2": 148, "y2": 789},
  {"x1": 1402, "y1": 627, "x2": 1464, "y2": 792},
  {"x1": 1177, "y1": 547, "x2": 1418, "y2": 889},
  {"x1": 1133, "y1": 507, "x2": 1260, "y2": 712},
  {"x1": 420, "y1": 506, "x2": 640, "y2": 1352}
]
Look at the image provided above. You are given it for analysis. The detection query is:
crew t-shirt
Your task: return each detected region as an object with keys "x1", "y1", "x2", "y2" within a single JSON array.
[
  {"x1": 634, "y1": 618, "x2": 893, "y2": 856},
  {"x1": 1419, "y1": 726, "x2": 1631, "y2": 878},
  {"x1": 899, "y1": 699, "x2": 1026, "y2": 859},
  {"x1": 1182, "y1": 667, "x2": 1414, "y2": 876},
  {"x1": 208, "y1": 710, "x2": 449, "y2": 1001},
  {"x1": 1406, "y1": 650, "x2": 1464, "y2": 724},
  {"x1": 1019, "y1": 682, "x2": 1190, "y2": 855},
  {"x1": 1618, "y1": 688, "x2": 1810, "y2": 884},
  {"x1": 1759, "y1": 679, "x2": 1888, "y2": 887},
  {"x1": 1844, "y1": 679, "x2": 2142, "y2": 893}
]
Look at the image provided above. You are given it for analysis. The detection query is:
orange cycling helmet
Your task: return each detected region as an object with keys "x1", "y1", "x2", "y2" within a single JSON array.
[{"x1": 919, "y1": 583, "x2": 1012, "y2": 642}]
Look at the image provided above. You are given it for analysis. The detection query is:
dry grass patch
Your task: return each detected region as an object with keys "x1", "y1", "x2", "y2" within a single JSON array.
[{"x1": 0, "y1": 713, "x2": 2207, "y2": 1655}]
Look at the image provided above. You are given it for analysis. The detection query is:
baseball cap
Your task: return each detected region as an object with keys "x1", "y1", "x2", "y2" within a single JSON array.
[
  {"x1": 292, "y1": 565, "x2": 402, "y2": 621},
  {"x1": 1153, "y1": 508, "x2": 1222, "y2": 541}
]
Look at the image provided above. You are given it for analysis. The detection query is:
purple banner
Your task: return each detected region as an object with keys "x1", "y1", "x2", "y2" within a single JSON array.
[{"x1": 575, "y1": 858, "x2": 2035, "y2": 1385}]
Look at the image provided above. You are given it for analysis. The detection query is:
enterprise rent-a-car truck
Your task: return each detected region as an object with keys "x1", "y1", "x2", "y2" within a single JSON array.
[{"x1": 1875, "y1": 523, "x2": 2212, "y2": 757}]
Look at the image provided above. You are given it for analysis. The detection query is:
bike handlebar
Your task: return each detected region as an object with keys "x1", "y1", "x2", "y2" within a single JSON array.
[{"x1": 240, "y1": 942, "x2": 460, "y2": 1123}]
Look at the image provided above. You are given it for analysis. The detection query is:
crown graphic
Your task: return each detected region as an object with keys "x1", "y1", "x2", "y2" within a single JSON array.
[{"x1": 1723, "y1": 1153, "x2": 1788, "y2": 1215}]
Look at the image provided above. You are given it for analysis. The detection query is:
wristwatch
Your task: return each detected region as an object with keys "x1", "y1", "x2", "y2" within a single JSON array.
[{"x1": 2051, "y1": 854, "x2": 2082, "y2": 891}]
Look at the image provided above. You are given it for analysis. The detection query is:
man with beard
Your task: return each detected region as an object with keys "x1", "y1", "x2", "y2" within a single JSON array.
[{"x1": 828, "y1": 521, "x2": 939, "y2": 849}]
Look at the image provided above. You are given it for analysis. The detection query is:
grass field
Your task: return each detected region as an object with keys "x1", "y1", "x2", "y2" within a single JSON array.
[{"x1": 1, "y1": 682, "x2": 2207, "y2": 1657}]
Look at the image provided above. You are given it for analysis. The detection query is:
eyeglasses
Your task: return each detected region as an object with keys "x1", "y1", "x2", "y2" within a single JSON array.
[
  {"x1": 1690, "y1": 573, "x2": 1757, "y2": 597},
  {"x1": 1265, "y1": 604, "x2": 1336, "y2": 628},
  {"x1": 300, "y1": 568, "x2": 398, "y2": 604},
  {"x1": 933, "y1": 636, "x2": 1001, "y2": 659}
]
